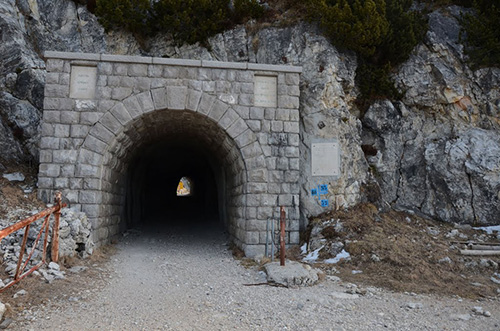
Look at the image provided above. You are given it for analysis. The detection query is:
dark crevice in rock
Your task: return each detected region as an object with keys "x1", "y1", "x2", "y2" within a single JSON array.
[
  {"x1": 393, "y1": 139, "x2": 408, "y2": 206},
  {"x1": 466, "y1": 170, "x2": 478, "y2": 226}
]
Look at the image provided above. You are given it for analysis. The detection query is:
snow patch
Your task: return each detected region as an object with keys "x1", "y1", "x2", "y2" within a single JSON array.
[
  {"x1": 303, "y1": 246, "x2": 324, "y2": 262},
  {"x1": 300, "y1": 243, "x2": 308, "y2": 255},
  {"x1": 324, "y1": 249, "x2": 351, "y2": 264},
  {"x1": 474, "y1": 225, "x2": 500, "y2": 234}
]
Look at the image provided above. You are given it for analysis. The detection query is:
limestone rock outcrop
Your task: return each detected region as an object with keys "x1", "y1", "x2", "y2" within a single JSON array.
[{"x1": 363, "y1": 7, "x2": 500, "y2": 225}]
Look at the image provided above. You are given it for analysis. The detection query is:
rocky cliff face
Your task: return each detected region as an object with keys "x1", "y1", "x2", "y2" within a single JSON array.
[
  {"x1": 362, "y1": 7, "x2": 500, "y2": 225},
  {"x1": 0, "y1": 1, "x2": 498, "y2": 226}
]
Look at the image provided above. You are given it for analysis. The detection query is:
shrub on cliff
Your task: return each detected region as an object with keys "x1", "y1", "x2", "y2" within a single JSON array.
[
  {"x1": 95, "y1": 0, "x2": 150, "y2": 34},
  {"x1": 306, "y1": 0, "x2": 426, "y2": 107},
  {"x1": 95, "y1": 0, "x2": 263, "y2": 45},
  {"x1": 460, "y1": 0, "x2": 500, "y2": 68}
]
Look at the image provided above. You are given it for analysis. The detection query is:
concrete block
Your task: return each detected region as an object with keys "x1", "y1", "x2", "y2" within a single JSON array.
[
  {"x1": 69, "y1": 178, "x2": 83, "y2": 189},
  {"x1": 53, "y1": 150, "x2": 78, "y2": 164},
  {"x1": 46, "y1": 72, "x2": 60, "y2": 84},
  {"x1": 285, "y1": 170, "x2": 300, "y2": 183},
  {"x1": 100, "y1": 112, "x2": 122, "y2": 135},
  {"x1": 227, "y1": 118, "x2": 248, "y2": 139},
  {"x1": 40, "y1": 137, "x2": 60, "y2": 149},
  {"x1": 45, "y1": 51, "x2": 100, "y2": 61},
  {"x1": 271, "y1": 121, "x2": 283, "y2": 133},
  {"x1": 284, "y1": 121, "x2": 299, "y2": 133},
  {"x1": 121, "y1": 96, "x2": 141, "y2": 119},
  {"x1": 60, "y1": 164, "x2": 75, "y2": 177},
  {"x1": 248, "y1": 63, "x2": 302, "y2": 73},
  {"x1": 246, "y1": 120, "x2": 261, "y2": 132},
  {"x1": 70, "y1": 124, "x2": 89, "y2": 138},
  {"x1": 54, "y1": 177, "x2": 69, "y2": 189},
  {"x1": 278, "y1": 95, "x2": 299, "y2": 109},
  {"x1": 239, "y1": 94, "x2": 253, "y2": 106},
  {"x1": 235, "y1": 129, "x2": 257, "y2": 148},
  {"x1": 81, "y1": 204, "x2": 100, "y2": 218},
  {"x1": 102, "y1": 54, "x2": 152, "y2": 64},
  {"x1": 98, "y1": 62, "x2": 113, "y2": 75},
  {"x1": 39, "y1": 164, "x2": 60, "y2": 177},
  {"x1": 89, "y1": 123, "x2": 114, "y2": 143},
  {"x1": 83, "y1": 178, "x2": 101, "y2": 190},
  {"x1": 264, "y1": 108, "x2": 275, "y2": 120},
  {"x1": 245, "y1": 231, "x2": 260, "y2": 245},
  {"x1": 79, "y1": 149, "x2": 103, "y2": 166},
  {"x1": 83, "y1": 135, "x2": 108, "y2": 154},
  {"x1": 186, "y1": 89, "x2": 202, "y2": 111},
  {"x1": 276, "y1": 108, "x2": 290, "y2": 121},
  {"x1": 234, "y1": 106, "x2": 249, "y2": 119},
  {"x1": 111, "y1": 87, "x2": 133, "y2": 101},
  {"x1": 202, "y1": 81, "x2": 215, "y2": 92},
  {"x1": 208, "y1": 99, "x2": 229, "y2": 122},
  {"x1": 247, "y1": 182, "x2": 268, "y2": 194},
  {"x1": 60, "y1": 111, "x2": 80, "y2": 124},
  {"x1": 151, "y1": 88, "x2": 167, "y2": 109},
  {"x1": 38, "y1": 177, "x2": 53, "y2": 189},
  {"x1": 250, "y1": 107, "x2": 264, "y2": 119},
  {"x1": 289, "y1": 158, "x2": 299, "y2": 170},
  {"x1": 198, "y1": 93, "x2": 215, "y2": 115},
  {"x1": 218, "y1": 108, "x2": 239, "y2": 130},
  {"x1": 241, "y1": 141, "x2": 262, "y2": 159},
  {"x1": 152, "y1": 57, "x2": 201, "y2": 67},
  {"x1": 128, "y1": 64, "x2": 148, "y2": 77},
  {"x1": 46, "y1": 59, "x2": 64, "y2": 72},
  {"x1": 43, "y1": 98, "x2": 60, "y2": 110},
  {"x1": 202, "y1": 60, "x2": 247, "y2": 70},
  {"x1": 137, "y1": 92, "x2": 155, "y2": 113},
  {"x1": 248, "y1": 169, "x2": 267, "y2": 182},
  {"x1": 76, "y1": 164, "x2": 101, "y2": 177},
  {"x1": 45, "y1": 84, "x2": 69, "y2": 98},
  {"x1": 167, "y1": 86, "x2": 188, "y2": 110}
]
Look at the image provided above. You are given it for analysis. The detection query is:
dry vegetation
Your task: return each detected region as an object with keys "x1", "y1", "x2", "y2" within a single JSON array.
[{"x1": 292, "y1": 203, "x2": 500, "y2": 299}]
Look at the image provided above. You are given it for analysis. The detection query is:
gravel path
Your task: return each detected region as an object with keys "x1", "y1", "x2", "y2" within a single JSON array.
[{"x1": 19, "y1": 223, "x2": 500, "y2": 330}]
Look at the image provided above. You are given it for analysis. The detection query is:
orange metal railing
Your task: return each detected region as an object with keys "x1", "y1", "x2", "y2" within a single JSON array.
[{"x1": 0, "y1": 192, "x2": 66, "y2": 292}]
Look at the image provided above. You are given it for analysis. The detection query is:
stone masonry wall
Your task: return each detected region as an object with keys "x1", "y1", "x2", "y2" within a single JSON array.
[{"x1": 38, "y1": 51, "x2": 302, "y2": 257}]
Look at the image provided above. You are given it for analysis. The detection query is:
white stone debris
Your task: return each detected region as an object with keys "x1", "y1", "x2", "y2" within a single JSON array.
[
  {"x1": 324, "y1": 249, "x2": 351, "y2": 264},
  {"x1": 2, "y1": 172, "x2": 25, "y2": 182}
]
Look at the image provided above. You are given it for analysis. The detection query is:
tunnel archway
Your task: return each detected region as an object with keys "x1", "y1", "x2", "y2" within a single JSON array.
[
  {"x1": 77, "y1": 88, "x2": 262, "y2": 250},
  {"x1": 39, "y1": 53, "x2": 303, "y2": 257},
  {"x1": 124, "y1": 110, "x2": 240, "y2": 230}
]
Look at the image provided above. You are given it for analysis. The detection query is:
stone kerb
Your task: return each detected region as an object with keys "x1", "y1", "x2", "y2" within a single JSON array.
[{"x1": 40, "y1": 51, "x2": 302, "y2": 256}]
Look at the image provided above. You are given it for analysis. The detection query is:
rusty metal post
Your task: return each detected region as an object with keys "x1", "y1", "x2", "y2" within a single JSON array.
[
  {"x1": 51, "y1": 192, "x2": 62, "y2": 263},
  {"x1": 14, "y1": 225, "x2": 30, "y2": 280},
  {"x1": 280, "y1": 206, "x2": 286, "y2": 266}
]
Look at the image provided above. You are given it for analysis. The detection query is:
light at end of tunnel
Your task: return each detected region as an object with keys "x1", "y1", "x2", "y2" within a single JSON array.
[{"x1": 177, "y1": 177, "x2": 192, "y2": 197}]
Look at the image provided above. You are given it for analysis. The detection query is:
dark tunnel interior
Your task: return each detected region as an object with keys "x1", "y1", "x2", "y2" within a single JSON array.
[{"x1": 124, "y1": 138, "x2": 224, "y2": 231}]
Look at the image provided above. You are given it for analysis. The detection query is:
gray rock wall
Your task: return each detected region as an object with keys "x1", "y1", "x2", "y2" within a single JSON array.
[{"x1": 362, "y1": 7, "x2": 500, "y2": 225}]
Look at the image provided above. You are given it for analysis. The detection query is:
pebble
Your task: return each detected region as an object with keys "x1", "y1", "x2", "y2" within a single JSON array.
[
  {"x1": 14, "y1": 289, "x2": 27, "y2": 298},
  {"x1": 405, "y1": 302, "x2": 423, "y2": 309}
]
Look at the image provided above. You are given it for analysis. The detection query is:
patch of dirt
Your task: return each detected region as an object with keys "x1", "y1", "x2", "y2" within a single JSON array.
[
  {"x1": 292, "y1": 203, "x2": 500, "y2": 299},
  {"x1": 0, "y1": 245, "x2": 115, "y2": 321},
  {"x1": 0, "y1": 164, "x2": 45, "y2": 220}
]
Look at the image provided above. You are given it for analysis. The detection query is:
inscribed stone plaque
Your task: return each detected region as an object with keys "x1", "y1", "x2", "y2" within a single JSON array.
[
  {"x1": 312, "y1": 142, "x2": 340, "y2": 176},
  {"x1": 70, "y1": 66, "x2": 97, "y2": 99},
  {"x1": 254, "y1": 75, "x2": 277, "y2": 108}
]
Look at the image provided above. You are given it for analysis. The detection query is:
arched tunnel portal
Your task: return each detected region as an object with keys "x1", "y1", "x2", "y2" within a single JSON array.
[
  {"x1": 38, "y1": 53, "x2": 302, "y2": 256},
  {"x1": 122, "y1": 110, "x2": 245, "y2": 232}
]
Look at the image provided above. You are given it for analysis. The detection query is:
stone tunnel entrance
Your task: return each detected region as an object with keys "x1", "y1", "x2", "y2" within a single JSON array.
[
  {"x1": 38, "y1": 51, "x2": 302, "y2": 256},
  {"x1": 123, "y1": 110, "x2": 244, "y2": 233}
]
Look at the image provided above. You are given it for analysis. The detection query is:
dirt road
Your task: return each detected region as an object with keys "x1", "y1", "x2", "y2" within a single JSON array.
[{"x1": 17, "y1": 224, "x2": 500, "y2": 330}]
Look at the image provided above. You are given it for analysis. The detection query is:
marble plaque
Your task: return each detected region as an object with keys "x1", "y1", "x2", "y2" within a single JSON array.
[
  {"x1": 312, "y1": 142, "x2": 340, "y2": 176},
  {"x1": 70, "y1": 66, "x2": 97, "y2": 99},
  {"x1": 254, "y1": 75, "x2": 277, "y2": 108}
]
